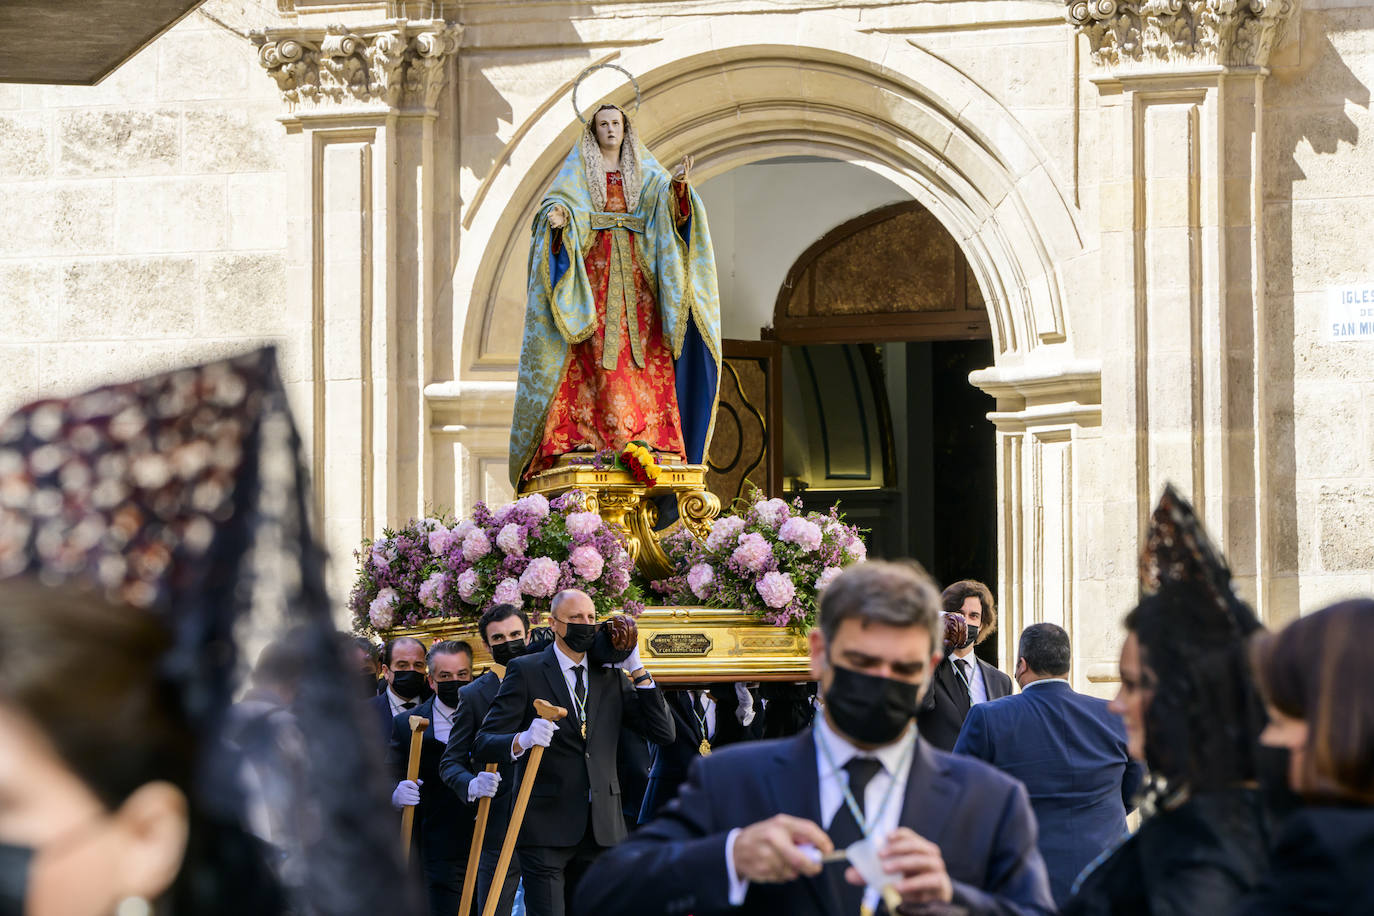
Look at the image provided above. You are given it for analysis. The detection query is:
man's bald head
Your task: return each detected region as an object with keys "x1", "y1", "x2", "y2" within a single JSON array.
[{"x1": 551, "y1": 589, "x2": 594, "y2": 620}]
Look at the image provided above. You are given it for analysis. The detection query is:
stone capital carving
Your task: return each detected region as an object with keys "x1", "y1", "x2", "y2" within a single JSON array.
[
  {"x1": 1067, "y1": 0, "x2": 1297, "y2": 71},
  {"x1": 252, "y1": 20, "x2": 461, "y2": 112}
]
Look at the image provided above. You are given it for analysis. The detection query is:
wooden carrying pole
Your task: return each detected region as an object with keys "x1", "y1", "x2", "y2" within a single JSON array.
[
  {"x1": 482, "y1": 699, "x2": 567, "y2": 916},
  {"x1": 400, "y1": 715, "x2": 430, "y2": 864},
  {"x1": 458, "y1": 763, "x2": 500, "y2": 916}
]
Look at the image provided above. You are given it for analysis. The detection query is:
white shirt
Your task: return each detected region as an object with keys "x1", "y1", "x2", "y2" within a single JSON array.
[
  {"x1": 724, "y1": 713, "x2": 917, "y2": 907},
  {"x1": 1020, "y1": 676, "x2": 1070, "y2": 692},
  {"x1": 386, "y1": 684, "x2": 420, "y2": 718},
  {"x1": 431, "y1": 695, "x2": 458, "y2": 745},
  {"x1": 952, "y1": 651, "x2": 989, "y2": 705}
]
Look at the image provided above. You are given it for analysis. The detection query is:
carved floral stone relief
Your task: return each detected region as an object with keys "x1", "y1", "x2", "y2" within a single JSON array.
[{"x1": 1066, "y1": 0, "x2": 1297, "y2": 70}]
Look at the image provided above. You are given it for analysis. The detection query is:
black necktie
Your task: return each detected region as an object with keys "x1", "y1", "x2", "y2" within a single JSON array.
[
  {"x1": 828, "y1": 757, "x2": 883, "y2": 915},
  {"x1": 573, "y1": 664, "x2": 587, "y2": 712},
  {"x1": 401, "y1": 701, "x2": 416, "y2": 710},
  {"x1": 954, "y1": 658, "x2": 972, "y2": 698},
  {"x1": 693, "y1": 690, "x2": 709, "y2": 740}
]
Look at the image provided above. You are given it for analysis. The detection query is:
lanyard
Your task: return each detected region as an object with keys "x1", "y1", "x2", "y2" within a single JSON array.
[
  {"x1": 952, "y1": 657, "x2": 976, "y2": 696},
  {"x1": 568, "y1": 671, "x2": 588, "y2": 725},
  {"x1": 816, "y1": 724, "x2": 914, "y2": 839},
  {"x1": 692, "y1": 691, "x2": 711, "y2": 740}
]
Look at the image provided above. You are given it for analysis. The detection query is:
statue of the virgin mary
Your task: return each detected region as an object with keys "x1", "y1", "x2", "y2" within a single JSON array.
[{"x1": 508, "y1": 84, "x2": 721, "y2": 487}]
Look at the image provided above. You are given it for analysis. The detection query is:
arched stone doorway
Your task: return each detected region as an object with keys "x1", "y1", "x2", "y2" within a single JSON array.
[{"x1": 436, "y1": 25, "x2": 1098, "y2": 674}]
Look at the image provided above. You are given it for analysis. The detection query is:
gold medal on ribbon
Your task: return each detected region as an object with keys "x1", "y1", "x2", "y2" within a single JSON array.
[
  {"x1": 698, "y1": 738, "x2": 712, "y2": 757},
  {"x1": 581, "y1": 720, "x2": 587, "y2": 740}
]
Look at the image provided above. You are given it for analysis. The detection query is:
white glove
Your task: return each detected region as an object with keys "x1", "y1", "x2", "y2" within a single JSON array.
[
  {"x1": 391, "y1": 779, "x2": 422, "y2": 809},
  {"x1": 612, "y1": 646, "x2": 644, "y2": 673},
  {"x1": 735, "y1": 682, "x2": 757, "y2": 726},
  {"x1": 514, "y1": 717, "x2": 556, "y2": 756},
  {"x1": 467, "y1": 770, "x2": 501, "y2": 802}
]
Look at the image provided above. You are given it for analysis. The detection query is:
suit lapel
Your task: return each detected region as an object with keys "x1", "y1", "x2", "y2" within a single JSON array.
[
  {"x1": 765, "y1": 731, "x2": 832, "y2": 912},
  {"x1": 938, "y1": 659, "x2": 971, "y2": 717},
  {"x1": 899, "y1": 739, "x2": 959, "y2": 842},
  {"x1": 539, "y1": 648, "x2": 581, "y2": 741}
]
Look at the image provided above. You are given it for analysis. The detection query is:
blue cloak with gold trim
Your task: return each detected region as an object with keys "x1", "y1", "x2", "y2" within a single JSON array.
[{"x1": 508, "y1": 138, "x2": 721, "y2": 486}]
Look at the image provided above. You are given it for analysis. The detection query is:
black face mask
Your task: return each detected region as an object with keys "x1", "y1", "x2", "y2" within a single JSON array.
[
  {"x1": 558, "y1": 620, "x2": 597, "y2": 654},
  {"x1": 960, "y1": 624, "x2": 980, "y2": 650},
  {"x1": 491, "y1": 639, "x2": 527, "y2": 667},
  {"x1": 435, "y1": 680, "x2": 462, "y2": 708},
  {"x1": 390, "y1": 669, "x2": 426, "y2": 700},
  {"x1": 823, "y1": 661, "x2": 921, "y2": 746},
  {"x1": 0, "y1": 842, "x2": 33, "y2": 916}
]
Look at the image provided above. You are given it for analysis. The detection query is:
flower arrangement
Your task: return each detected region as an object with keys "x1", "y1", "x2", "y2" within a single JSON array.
[
  {"x1": 652, "y1": 489, "x2": 868, "y2": 628},
  {"x1": 350, "y1": 491, "x2": 642, "y2": 634},
  {"x1": 566, "y1": 440, "x2": 663, "y2": 485}
]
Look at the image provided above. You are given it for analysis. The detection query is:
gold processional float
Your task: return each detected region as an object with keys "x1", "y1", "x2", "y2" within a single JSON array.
[
  {"x1": 380, "y1": 462, "x2": 815, "y2": 684},
  {"x1": 371, "y1": 63, "x2": 854, "y2": 682}
]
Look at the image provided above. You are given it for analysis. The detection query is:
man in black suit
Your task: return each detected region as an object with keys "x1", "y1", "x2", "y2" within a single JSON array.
[
  {"x1": 439, "y1": 603, "x2": 531, "y2": 916},
  {"x1": 369, "y1": 635, "x2": 429, "y2": 740},
  {"x1": 639, "y1": 683, "x2": 763, "y2": 821},
  {"x1": 954, "y1": 623, "x2": 1143, "y2": 905},
  {"x1": 473, "y1": 589, "x2": 675, "y2": 916},
  {"x1": 572, "y1": 561, "x2": 1054, "y2": 916},
  {"x1": 917, "y1": 579, "x2": 1013, "y2": 751},
  {"x1": 387, "y1": 639, "x2": 474, "y2": 916}
]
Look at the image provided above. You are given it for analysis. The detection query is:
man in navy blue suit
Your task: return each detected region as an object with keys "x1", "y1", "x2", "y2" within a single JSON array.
[
  {"x1": 954, "y1": 623, "x2": 1144, "y2": 905},
  {"x1": 368, "y1": 635, "x2": 430, "y2": 740},
  {"x1": 572, "y1": 561, "x2": 1054, "y2": 916}
]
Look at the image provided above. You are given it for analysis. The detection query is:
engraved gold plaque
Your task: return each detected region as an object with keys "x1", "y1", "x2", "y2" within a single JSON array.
[{"x1": 382, "y1": 607, "x2": 811, "y2": 684}]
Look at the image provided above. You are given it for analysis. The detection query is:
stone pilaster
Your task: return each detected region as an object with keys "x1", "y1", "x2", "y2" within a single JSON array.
[
  {"x1": 1072, "y1": 0, "x2": 1298, "y2": 631},
  {"x1": 251, "y1": 18, "x2": 461, "y2": 598}
]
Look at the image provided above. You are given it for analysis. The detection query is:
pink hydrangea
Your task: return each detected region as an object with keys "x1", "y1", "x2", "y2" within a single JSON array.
[
  {"x1": 687, "y1": 563, "x2": 715, "y2": 600},
  {"x1": 519, "y1": 557, "x2": 560, "y2": 597},
  {"x1": 369, "y1": 539, "x2": 395, "y2": 568},
  {"x1": 456, "y1": 568, "x2": 479, "y2": 602},
  {"x1": 415, "y1": 517, "x2": 442, "y2": 532},
  {"x1": 778, "y1": 516, "x2": 822, "y2": 552},
  {"x1": 731, "y1": 532, "x2": 774, "y2": 573},
  {"x1": 844, "y1": 535, "x2": 867, "y2": 563},
  {"x1": 368, "y1": 587, "x2": 398, "y2": 628},
  {"x1": 755, "y1": 498, "x2": 792, "y2": 529},
  {"x1": 516, "y1": 493, "x2": 550, "y2": 520},
  {"x1": 756, "y1": 571, "x2": 795, "y2": 608},
  {"x1": 569, "y1": 545, "x2": 604, "y2": 581},
  {"x1": 493, "y1": 578, "x2": 522, "y2": 606},
  {"x1": 428, "y1": 526, "x2": 456, "y2": 555},
  {"x1": 706, "y1": 515, "x2": 747, "y2": 551},
  {"x1": 462, "y1": 529, "x2": 492, "y2": 562},
  {"x1": 496, "y1": 522, "x2": 526, "y2": 557},
  {"x1": 452, "y1": 519, "x2": 478, "y2": 541},
  {"x1": 815, "y1": 566, "x2": 843, "y2": 591},
  {"x1": 418, "y1": 572, "x2": 448, "y2": 610},
  {"x1": 493, "y1": 503, "x2": 515, "y2": 525},
  {"x1": 565, "y1": 511, "x2": 603, "y2": 539}
]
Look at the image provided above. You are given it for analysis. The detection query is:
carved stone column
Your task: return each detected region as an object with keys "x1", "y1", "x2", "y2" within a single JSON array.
[
  {"x1": 252, "y1": 18, "x2": 461, "y2": 598},
  {"x1": 1071, "y1": 0, "x2": 1298, "y2": 640}
]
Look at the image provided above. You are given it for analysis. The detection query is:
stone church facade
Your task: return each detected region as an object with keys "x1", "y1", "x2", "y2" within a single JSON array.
[{"x1": 1, "y1": 0, "x2": 1369, "y2": 691}]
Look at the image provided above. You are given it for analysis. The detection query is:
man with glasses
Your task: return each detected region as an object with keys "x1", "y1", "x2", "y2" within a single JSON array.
[{"x1": 473, "y1": 589, "x2": 675, "y2": 916}]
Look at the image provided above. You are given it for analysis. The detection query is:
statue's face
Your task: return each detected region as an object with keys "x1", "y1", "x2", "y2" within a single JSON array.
[{"x1": 593, "y1": 108, "x2": 624, "y2": 153}]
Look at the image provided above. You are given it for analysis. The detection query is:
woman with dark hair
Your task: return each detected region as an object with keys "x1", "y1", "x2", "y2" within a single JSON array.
[
  {"x1": 0, "y1": 578, "x2": 284, "y2": 915},
  {"x1": 1063, "y1": 486, "x2": 1277, "y2": 916},
  {"x1": 1233, "y1": 599, "x2": 1374, "y2": 915}
]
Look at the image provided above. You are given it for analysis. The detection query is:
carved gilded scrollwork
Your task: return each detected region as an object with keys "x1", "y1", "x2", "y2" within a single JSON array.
[
  {"x1": 677, "y1": 489, "x2": 722, "y2": 542},
  {"x1": 251, "y1": 20, "x2": 461, "y2": 111},
  {"x1": 1066, "y1": 0, "x2": 1297, "y2": 70}
]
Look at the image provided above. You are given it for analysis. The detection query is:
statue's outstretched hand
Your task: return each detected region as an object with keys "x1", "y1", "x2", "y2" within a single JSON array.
[
  {"x1": 548, "y1": 205, "x2": 569, "y2": 230},
  {"x1": 673, "y1": 154, "x2": 693, "y2": 184}
]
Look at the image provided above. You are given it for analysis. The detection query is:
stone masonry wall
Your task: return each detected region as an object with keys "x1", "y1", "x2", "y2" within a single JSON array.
[{"x1": 0, "y1": 4, "x2": 298, "y2": 422}]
